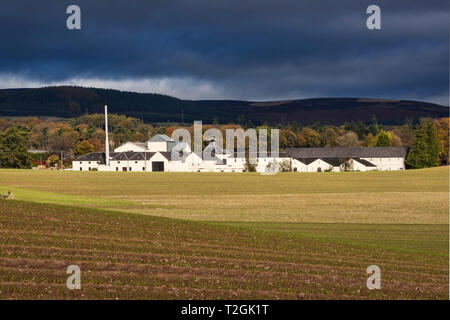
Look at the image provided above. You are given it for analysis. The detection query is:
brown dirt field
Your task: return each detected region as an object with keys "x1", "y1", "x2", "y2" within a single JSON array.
[{"x1": 0, "y1": 200, "x2": 448, "y2": 299}]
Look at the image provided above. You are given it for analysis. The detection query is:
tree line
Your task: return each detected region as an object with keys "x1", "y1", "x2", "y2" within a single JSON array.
[{"x1": 0, "y1": 115, "x2": 448, "y2": 169}]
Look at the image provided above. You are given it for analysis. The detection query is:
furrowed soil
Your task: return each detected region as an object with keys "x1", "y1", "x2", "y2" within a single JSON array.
[{"x1": 0, "y1": 200, "x2": 448, "y2": 299}]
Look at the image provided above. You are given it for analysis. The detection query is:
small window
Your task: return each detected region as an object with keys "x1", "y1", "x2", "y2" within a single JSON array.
[
  {"x1": 129, "y1": 167, "x2": 132, "y2": 171},
  {"x1": 88, "y1": 167, "x2": 91, "y2": 171},
  {"x1": 88, "y1": 161, "x2": 91, "y2": 164},
  {"x1": 79, "y1": 167, "x2": 82, "y2": 171},
  {"x1": 118, "y1": 161, "x2": 120, "y2": 164},
  {"x1": 142, "y1": 167, "x2": 145, "y2": 171},
  {"x1": 135, "y1": 161, "x2": 138, "y2": 164},
  {"x1": 116, "y1": 167, "x2": 119, "y2": 171}
]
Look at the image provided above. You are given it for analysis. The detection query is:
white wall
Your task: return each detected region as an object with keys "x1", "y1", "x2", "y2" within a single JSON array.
[
  {"x1": 168, "y1": 153, "x2": 203, "y2": 172},
  {"x1": 255, "y1": 157, "x2": 291, "y2": 173},
  {"x1": 306, "y1": 159, "x2": 334, "y2": 172},
  {"x1": 74, "y1": 154, "x2": 406, "y2": 173},
  {"x1": 73, "y1": 160, "x2": 100, "y2": 171},
  {"x1": 148, "y1": 152, "x2": 170, "y2": 171},
  {"x1": 147, "y1": 141, "x2": 168, "y2": 152},
  {"x1": 292, "y1": 159, "x2": 308, "y2": 172},
  {"x1": 352, "y1": 160, "x2": 376, "y2": 172},
  {"x1": 166, "y1": 153, "x2": 246, "y2": 172},
  {"x1": 101, "y1": 160, "x2": 148, "y2": 172},
  {"x1": 361, "y1": 157, "x2": 405, "y2": 170}
]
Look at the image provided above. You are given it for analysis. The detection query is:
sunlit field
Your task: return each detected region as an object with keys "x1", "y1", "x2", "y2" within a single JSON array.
[{"x1": 0, "y1": 167, "x2": 448, "y2": 299}]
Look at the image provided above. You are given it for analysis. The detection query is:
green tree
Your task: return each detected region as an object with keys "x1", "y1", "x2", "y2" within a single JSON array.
[
  {"x1": 368, "y1": 115, "x2": 380, "y2": 136},
  {"x1": 344, "y1": 121, "x2": 367, "y2": 140},
  {"x1": 40, "y1": 127, "x2": 49, "y2": 149},
  {"x1": 74, "y1": 140, "x2": 94, "y2": 157},
  {"x1": 375, "y1": 131, "x2": 392, "y2": 147},
  {"x1": 0, "y1": 128, "x2": 31, "y2": 169},
  {"x1": 406, "y1": 119, "x2": 440, "y2": 168}
]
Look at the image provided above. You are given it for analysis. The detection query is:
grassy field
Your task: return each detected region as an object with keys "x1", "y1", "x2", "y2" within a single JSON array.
[{"x1": 0, "y1": 167, "x2": 448, "y2": 299}]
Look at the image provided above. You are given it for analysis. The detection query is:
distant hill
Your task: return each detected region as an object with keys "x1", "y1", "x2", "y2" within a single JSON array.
[{"x1": 0, "y1": 86, "x2": 447, "y2": 125}]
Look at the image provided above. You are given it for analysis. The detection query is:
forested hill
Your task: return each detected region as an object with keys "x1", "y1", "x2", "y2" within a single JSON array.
[{"x1": 0, "y1": 86, "x2": 447, "y2": 125}]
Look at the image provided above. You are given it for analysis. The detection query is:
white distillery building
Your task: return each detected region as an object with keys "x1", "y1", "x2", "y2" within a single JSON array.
[
  {"x1": 73, "y1": 136, "x2": 407, "y2": 173},
  {"x1": 286, "y1": 147, "x2": 407, "y2": 172},
  {"x1": 72, "y1": 134, "x2": 290, "y2": 173},
  {"x1": 72, "y1": 105, "x2": 407, "y2": 173}
]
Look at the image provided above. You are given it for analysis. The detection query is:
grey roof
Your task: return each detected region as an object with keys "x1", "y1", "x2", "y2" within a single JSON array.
[
  {"x1": 158, "y1": 152, "x2": 173, "y2": 161},
  {"x1": 321, "y1": 158, "x2": 343, "y2": 167},
  {"x1": 286, "y1": 147, "x2": 407, "y2": 159},
  {"x1": 75, "y1": 152, "x2": 106, "y2": 163},
  {"x1": 353, "y1": 158, "x2": 377, "y2": 167},
  {"x1": 148, "y1": 134, "x2": 174, "y2": 142},
  {"x1": 232, "y1": 151, "x2": 289, "y2": 158},
  {"x1": 76, "y1": 151, "x2": 158, "y2": 162},
  {"x1": 111, "y1": 152, "x2": 156, "y2": 161},
  {"x1": 132, "y1": 142, "x2": 147, "y2": 148},
  {"x1": 294, "y1": 158, "x2": 316, "y2": 165}
]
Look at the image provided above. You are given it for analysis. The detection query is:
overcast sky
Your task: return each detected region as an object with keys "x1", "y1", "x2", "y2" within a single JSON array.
[{"x1": 0, "y1": 0, "x2": 448, "y2": 105}]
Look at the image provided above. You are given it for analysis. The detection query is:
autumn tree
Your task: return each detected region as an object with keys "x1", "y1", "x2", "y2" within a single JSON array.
[
  {"x1": 298, "y1": 128, "x2": 321, "y2": 147},
  {"x1": 364, "y1": 133, "x2": 376, "y2": 146},
  {"x1": 335, "y1": 132, "x2": 361, "y2": 147},
  {"x1": 88, "y1": 138, "x2": 103, "y2": 152},
  {"x1": 321, "y1": 127, "x2": 340, "y2": 146},
  {"x1": 278, "y1": 159, "x2": 292, "y2": 172},
  {"x1": 46, "y1": 154, "x2": 60, "y2": 168},
  {"x1": 434, "y1": 118, "x2": 449, "y2": 165},
  {"x1": 393, "y1": 125, "x2": 414, "y2": 146},
  {"x1": 387, "y1": 131, "x2": 402, "y2": 147},
  {"x1": 280, "y1": 129, "x2": 297, "y2": 148},
  {"x1": 75, "y1": 140, "x2": 95, "y2": 157}
]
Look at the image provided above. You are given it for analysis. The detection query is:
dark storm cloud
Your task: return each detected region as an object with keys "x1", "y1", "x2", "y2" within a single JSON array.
[{"x1": 0, "y1": 0, "x2": 448, "y2": 104}]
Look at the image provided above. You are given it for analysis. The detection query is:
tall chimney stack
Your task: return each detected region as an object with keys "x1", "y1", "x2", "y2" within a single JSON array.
[{"x1": 105, "y1": 105, "x2": 110, "y2": 166}]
